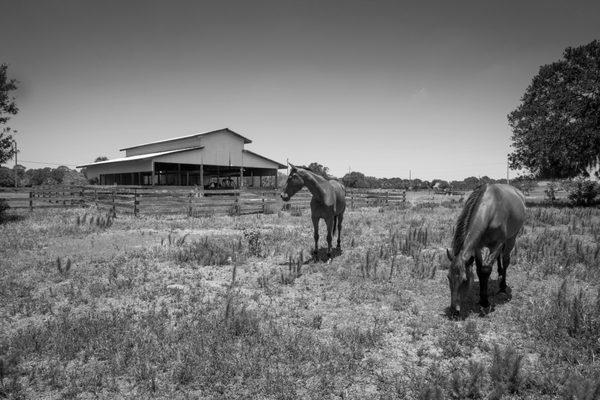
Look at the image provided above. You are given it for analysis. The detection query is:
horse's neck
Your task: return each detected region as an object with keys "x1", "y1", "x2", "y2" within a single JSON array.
[
  {"x1": 302, "y1": 171, "x2": 326, "y2": 201},
  {"x1": 458, "y1": 205, "x2": 489, "y2": 260}
]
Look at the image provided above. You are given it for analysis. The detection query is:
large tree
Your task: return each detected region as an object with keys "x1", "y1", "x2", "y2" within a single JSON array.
[
  {"x1": 508, "y1": 40, "x2": 600, "y2": 179},
  {"x1": 0, "y1": 64, "x2": 18, "y2": 164},
  {"x1": 306, "y1": 162, "x2": 330, "y2": 179}
]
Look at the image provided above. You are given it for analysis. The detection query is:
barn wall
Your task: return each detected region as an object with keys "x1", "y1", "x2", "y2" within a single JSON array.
[
  {"x1": 85, "y1": 159, "x2": 153, "y2": 179},
  {"x1": 200, "y1": 132, "x2": 245, "y2": 166}
]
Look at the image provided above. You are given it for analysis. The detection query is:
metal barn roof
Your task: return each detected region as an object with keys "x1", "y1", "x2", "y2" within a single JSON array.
[
  {"x1": 76, "y1": 146, "x2": 204, "y2": 168},
  {"x1": 118, "y1": 128, "x2": 252, "y2": 151}
]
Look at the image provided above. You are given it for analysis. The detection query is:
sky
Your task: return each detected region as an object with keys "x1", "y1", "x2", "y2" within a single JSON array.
[{"x1": 1, "y1": 0, "x2": 599, "y2": 180}]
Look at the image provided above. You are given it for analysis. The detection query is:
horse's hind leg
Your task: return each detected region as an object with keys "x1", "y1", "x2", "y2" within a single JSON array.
[
  {"x1": 312, "y1": 216, "x2": 320, "y2": 260},
  {"x1": 336, "y1": 214, "x2": 343, "y2": 249},
  {"x1": 498, "y1": 237, "x2": 516, "y2": 293}
]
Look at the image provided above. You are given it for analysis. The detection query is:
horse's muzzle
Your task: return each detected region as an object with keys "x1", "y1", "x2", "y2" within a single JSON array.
[{"x1": 280, "y1": 193, "x2": 289, "y2": 202}]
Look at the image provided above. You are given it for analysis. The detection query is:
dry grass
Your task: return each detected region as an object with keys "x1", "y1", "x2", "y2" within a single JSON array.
[{"x1": 1, "y1": 202, "x2": 599, "y2": 399}]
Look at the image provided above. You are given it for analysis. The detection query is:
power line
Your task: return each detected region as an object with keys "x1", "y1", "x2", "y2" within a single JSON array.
[{"x1": 18, "y1": 159, "x2": 80, "y2": 168}]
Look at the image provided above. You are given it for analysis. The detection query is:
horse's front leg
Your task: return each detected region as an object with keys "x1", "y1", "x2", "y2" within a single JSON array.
[
  {"x1": 312, "y1": 216, "x2": 320, "y2": 260},
  {"x1": 325, "y1": 216, "x2": 334, "y2": 259},
  {"x1": 475, "y1": 248, "x2": 492, "y2": 312}
]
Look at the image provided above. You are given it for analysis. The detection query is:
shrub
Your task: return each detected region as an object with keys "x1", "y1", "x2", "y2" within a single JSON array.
[
  {"x1": 0, "y1": 198, "x2": 9, "y2": 220},
  {"x1": 566, "y1": 179, "x2": 599, "y2": 206},
  {"x1": 544, "y1": 182, "x2": 557, "y2": 202}
]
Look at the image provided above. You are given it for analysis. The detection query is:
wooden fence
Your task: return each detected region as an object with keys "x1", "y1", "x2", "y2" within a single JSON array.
[{"x1": 0, "y1": 186, "x2": 406, "y2": 216}]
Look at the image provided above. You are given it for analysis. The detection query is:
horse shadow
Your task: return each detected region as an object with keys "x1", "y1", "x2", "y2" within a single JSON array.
[
  {"x1": 444, "y1": 277, "x2": 513, "y2": 320},
  {"x1": 277, "y1": 247, "x2": 342, "y2": 267},
  {"x1": 313, "y1": 247, "x2": 342, "y2": 263}
]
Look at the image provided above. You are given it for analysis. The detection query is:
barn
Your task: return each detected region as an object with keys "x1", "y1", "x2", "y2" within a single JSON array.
[{"x1": 78, "y1": 128, "x2": 286, "y2": 188}]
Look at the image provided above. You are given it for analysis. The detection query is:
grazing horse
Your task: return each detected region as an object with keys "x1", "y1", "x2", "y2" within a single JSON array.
[
  {"x1": 446, "y1": 184, "x2": 525, "y2": 315},
  {"x1": 280, "y1": 164, "x2": 346, "y2": 260}
]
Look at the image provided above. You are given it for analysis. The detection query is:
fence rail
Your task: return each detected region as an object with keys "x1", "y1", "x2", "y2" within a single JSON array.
[{"x1": 0, "y1": 186, "x2": 407, "y2": 216}]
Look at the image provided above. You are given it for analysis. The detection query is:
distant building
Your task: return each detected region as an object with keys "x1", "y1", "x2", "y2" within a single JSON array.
[{"x1": 78, "y1": 128, "x2": 286, "y2": 187}]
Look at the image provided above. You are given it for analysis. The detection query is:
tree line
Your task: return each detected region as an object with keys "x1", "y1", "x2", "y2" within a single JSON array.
[
  {"x1": 301, "y1": 162, "x2": 515, "y2": 191},
  {"x1": 0, "y1": 165, "x2": 88, "y2": 187}
]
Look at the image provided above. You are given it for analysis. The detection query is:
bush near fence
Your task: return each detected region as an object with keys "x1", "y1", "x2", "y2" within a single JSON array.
[{"x1": 0, "y1": 186, "x2": 407, "y2": 217}]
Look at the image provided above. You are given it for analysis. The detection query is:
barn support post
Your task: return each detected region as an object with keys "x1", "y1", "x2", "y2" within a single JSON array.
[
  {"x1": 239, "y1": 166, "x2": 243, "y2": 189},
  {"x1": 200, "y1": 164, "x2": 204, "y2": 188},
  {"x1": 186, "y1": 171, "x2": 190, "y2": 186},
  {"x1": 274, "y1": 170, "x2": 278, "y2": 189},
  {"x1": 151, "y1": 162, "x2": 156, "y2": 186},
  {"x1": 177, "y1": 164, "x2": 181, "y2": 186},
  {"x1": 138, "y1": 172, "x2": 141, "y2": 186}
]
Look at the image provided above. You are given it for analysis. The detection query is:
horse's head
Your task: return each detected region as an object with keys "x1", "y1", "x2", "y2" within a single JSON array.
[
  {"x1": 446, "y1": 249, "x2": 470, "y2": 315},
  {"x1": 281, "y1": 164, "x2": 305, "y2": 202}
]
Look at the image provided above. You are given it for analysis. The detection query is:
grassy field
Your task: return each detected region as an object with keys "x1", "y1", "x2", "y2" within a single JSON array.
[{"x1": 1, "y1": 200, "x2": 600, "y2": 399}]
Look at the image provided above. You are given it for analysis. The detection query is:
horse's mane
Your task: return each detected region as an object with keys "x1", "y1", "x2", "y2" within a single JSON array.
[
  {"x1": 451, "y1": 184, "x2": 487, "y2": 256},
  {"x1": 293, "y1": 166, "x2": 329, "y2": 182}
]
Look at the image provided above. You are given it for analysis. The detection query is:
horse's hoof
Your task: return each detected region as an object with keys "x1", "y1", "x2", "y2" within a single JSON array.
[
  {"x1": 479, "y1": 305, "x2": 492, "y2": 316},
  {"x1": 326, "y1": 258, "x2": 332, "y2": 265}
]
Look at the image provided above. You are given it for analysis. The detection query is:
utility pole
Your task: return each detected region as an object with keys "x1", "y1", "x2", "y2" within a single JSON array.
[
  {"x1": 13, "y1": 139, "x2": 17, "y2": 188},
  {"x1": 506, "y1": 159, "x2": 510, "y2": 185}
]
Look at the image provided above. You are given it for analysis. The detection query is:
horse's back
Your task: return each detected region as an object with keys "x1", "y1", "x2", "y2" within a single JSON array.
[{"x1": 486, "y1": 184, "x2": 526, "y2": 237}]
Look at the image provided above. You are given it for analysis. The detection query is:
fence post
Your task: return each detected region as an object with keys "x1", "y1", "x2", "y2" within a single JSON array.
[
  {"x1": 112, "y1": 188, "x2": 116, "y2": 216},
  {"x1": 187, "y1": 192, "x2": 192, "y2": 217},
  {"x1": 134, "y1": 188, "x2": 139, "y2": 216},
  {"x1": 262, "y1": 193, "x2": 265, "y2": 214},
  {"x1": 402, "y1": 191, "x2": 406, "y2": 203},
  {"x1": 385, "y1": 191, "x2": 389, "y2": 205},
  {"x1": 351, "y1": 193, "x2": 354, "y2": 209},
  {"x1": 94, "y1": 189, "x2": 98, "y2": 207},
  {"x1": 29, "y1": 191, "x2": 33, "y2": 211}
]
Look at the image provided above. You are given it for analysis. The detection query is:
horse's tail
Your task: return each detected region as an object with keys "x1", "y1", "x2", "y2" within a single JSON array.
[{"x1": 332, "y1": 216, "x2": 337, "y2": 236}]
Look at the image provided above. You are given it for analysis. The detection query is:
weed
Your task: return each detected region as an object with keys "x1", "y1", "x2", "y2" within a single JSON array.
[
  {"x1": 174, "y1": 236, "x2": 244, "y2": 265},
  {"x1": 489, "y1": 344, "x2": 524, "y2": 398},
  {"x1": 244, "y1": 228, "x2": 264, "y2": 257},
  {"x1": 449, "y1": 360, "x2": 485, "y2": 399}
]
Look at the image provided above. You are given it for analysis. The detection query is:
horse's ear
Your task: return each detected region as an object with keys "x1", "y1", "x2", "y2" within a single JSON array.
[
  {"x1": 446, "y1": 249, "x2": 454, "y2": 261},
  {"x1": 288, "y1": 162, "x2": 296, "y2": 170}
]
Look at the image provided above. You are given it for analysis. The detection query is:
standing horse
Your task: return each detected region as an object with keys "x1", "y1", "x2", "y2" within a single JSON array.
[
  {"x1": 280, "y1": 164, "x2": 346, "y2": 260},
  {"x1": 446, "y1": 184, "x2": 525, "y2": 315}
]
